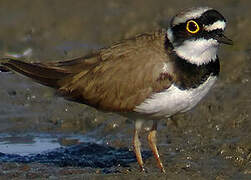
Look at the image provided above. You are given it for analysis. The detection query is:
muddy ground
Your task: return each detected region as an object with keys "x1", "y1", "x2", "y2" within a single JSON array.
[{"x1": 0, "y1": 0, "x2": 250, "y2": 179}]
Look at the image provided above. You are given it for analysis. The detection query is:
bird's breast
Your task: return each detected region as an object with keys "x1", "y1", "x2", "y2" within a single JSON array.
[{"x1": 134, "y1": 75, "x2": 217, "y2": 117}]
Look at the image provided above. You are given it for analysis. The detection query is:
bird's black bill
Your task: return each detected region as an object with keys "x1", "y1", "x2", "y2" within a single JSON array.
[{"x1": 215, "y1": 34, "x2": 233, "y2": 45}]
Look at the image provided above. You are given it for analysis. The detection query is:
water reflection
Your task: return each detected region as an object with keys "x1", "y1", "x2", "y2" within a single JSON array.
[
  {"x1": 0, "y1": 133, "x2": 98, "y2": 156},
  {"x1": 0, "y1": 133, "x2": 151, "y2": 168}
]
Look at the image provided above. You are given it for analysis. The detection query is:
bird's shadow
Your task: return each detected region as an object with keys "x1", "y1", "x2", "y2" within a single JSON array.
[{"x1": 0, "y1": 143, "x2": 151, "y2": 169}]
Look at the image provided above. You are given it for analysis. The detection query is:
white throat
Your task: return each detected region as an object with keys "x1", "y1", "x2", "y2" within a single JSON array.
[{"x1": 174, "y1": 38, "x2": 219, "y2": 66}]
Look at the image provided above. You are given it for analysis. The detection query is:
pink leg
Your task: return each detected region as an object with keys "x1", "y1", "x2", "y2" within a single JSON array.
[
  {"x1": 133, "y1": 119, "x2": 145, "y2": 171},
  {"x1": 147, "y1": 120, "x2": 166, "y2": 173}
]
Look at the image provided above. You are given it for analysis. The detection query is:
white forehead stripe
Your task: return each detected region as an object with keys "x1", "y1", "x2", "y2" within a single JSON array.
[
  {"x1": 204, "y1": 20, "x2": 226, "y2": 31},
  {"x1": 172, "y1": 7, "x2": 212, "y2": 26}
]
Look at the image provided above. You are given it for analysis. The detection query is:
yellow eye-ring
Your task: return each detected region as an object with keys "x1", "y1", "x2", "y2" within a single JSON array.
[{"x1": 186, "y1": 20, "x2": 200, "y2": 34}]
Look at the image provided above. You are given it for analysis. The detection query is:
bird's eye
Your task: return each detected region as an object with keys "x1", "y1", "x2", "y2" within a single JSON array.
[{"x1": 186, "y1": 20, "x2": 200, "y2": 34}]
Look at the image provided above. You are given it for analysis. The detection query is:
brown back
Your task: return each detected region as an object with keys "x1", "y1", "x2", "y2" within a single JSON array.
[{"x1": 58, "y1": 30, "x2": 173, "y2": 111}]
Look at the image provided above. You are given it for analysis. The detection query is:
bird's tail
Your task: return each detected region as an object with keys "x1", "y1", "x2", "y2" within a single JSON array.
[{"x1": 0, "y1": 58, "x2": 72, "y2": 88}]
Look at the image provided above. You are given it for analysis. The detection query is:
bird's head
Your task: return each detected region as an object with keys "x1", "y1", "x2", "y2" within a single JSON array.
[{"x1": 167, "y1": 7, "x2": 233, "y2": 66}]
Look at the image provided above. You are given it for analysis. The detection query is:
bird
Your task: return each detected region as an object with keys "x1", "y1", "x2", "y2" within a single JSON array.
[{"x1": 0, "y1": 7, "x2": 232, "y2": 173}]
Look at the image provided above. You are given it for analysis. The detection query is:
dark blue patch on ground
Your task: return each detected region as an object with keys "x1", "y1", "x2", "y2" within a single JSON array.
[{"x1": 0, "y1": 143, "x2": 151, "y2": 168}]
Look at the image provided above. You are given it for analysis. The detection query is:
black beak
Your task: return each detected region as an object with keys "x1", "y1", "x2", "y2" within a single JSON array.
[{"x1": 215, "y1": 33, "x2": 233, "y2": 45}]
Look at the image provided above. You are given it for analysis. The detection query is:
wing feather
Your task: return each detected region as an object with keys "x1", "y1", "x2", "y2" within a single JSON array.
[{"x1": 58, "y1": 30, "x2": 174, "y2": 111}]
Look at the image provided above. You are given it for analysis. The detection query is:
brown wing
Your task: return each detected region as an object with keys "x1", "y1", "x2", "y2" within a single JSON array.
[
  {"x1": 0, "y1": 30, "x2": 173, "y2": 112},
  {"x1": 58, "y1": 30, "x2": 173, "y2": 111}
]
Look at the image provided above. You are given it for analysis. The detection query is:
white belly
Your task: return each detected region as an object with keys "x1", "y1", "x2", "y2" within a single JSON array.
[{"x1": 134, "y1": 76, "x2": 217, "y2": 117}]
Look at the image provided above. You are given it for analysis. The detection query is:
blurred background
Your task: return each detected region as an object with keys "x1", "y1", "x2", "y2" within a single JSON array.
[{"x1": 0, "y1": 0, "x2": 250, "y2": 179}]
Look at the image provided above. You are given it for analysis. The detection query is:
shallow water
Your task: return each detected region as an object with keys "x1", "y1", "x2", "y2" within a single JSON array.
[
  {"x1": 0, "y1": 134, "x2": 61, "y2": 156},
  {"x1": 0, "y1": 133, "x2": 99, "y2": 156},
  {"x1": 0, "y1": 133, "x2": 150, "y2": 171},
  {"x1": 0, "y1": 0, "x2": 250, "y2": 179}
]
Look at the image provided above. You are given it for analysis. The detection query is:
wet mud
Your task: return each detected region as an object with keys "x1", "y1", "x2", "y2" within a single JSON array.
[
  {"x1": 0, "y1": 0, "x2": 250, "y2": 179},
  {"x1": 0, "y1": 142, "x2": 149, "y2": 169}
]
